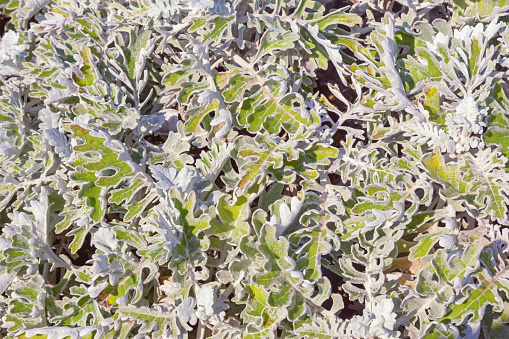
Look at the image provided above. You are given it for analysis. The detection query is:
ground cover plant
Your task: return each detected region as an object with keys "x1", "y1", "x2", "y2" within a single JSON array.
[{"x1": 1, "y1": 0, "x2": 509, "y2": 338}]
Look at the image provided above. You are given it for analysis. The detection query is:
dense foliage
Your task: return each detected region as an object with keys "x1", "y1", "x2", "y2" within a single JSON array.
[{"x1": 1, "y1": 0, "x2": 509, "y2": 338}]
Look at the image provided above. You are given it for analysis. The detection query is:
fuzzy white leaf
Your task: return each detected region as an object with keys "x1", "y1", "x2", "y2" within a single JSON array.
[
  {"x1": 196, "y1": 285, "x2": 215, "y2": 316},
  {"x1": 44, "y1": 78, "x2": 77, "y2": 105},
  {"x1": 0, "y1": 138, "x2": 16, "y2": 157},
  {"x1": 177, "y1": 297, "x2": 197, "y2": 325},
  {"x1": 150, "y1": 164, "x2": 202, "y2": 192},
  {"x1": 44, "y1": 128, "x2": 71, "y2": 159}
]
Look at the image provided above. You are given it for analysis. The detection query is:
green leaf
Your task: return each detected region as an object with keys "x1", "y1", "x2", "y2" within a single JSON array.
[
  {"x1": 485, "y1": 107, "x2": 509, "y2": 166},
  {"x1": 254, "y1": 224, "x2": 328, "y2": 321},
  {"x1": 3, "y1": 274, "x2": 46, "y2": 333},
  {"x1": 185, "y1": 99, "x2": 219, "y2": 133},
  {"x1": 68, "y1": 222, "x2": 94, "y2": 254},
  {"x1": 116, "y1": 305, "x2": 180, "y2": 338},
  {"x1": 104, "y1": 321, "x2": 136, "y2": 339},
  {"x1": 222, "y1": 74, "x2": 255, "y2": 103},
  {"x1": 310, "y1": 9, "x2": 362, "y2": 30},
  {"x1": 74, "y1": 46, "x2": 97, "y2": 87},
  {"x1": 409, "y1": 234, "x2": 440, "y2": 261},
  {"x1": 439, "y1": 250, "x2": 509, "y2": 325},
  {"x1": 114, "y1": 226, "x2": 147, "y2": 249},
  {"x1": 441, "y1": 283, "x2": 503, "y2": 324},
  {"x1": 423, "y1": 86, "x2": 444, "y2": 124},
  {"x1": 295, "y1": 316, "x2": 353, "y2": 338},
  {"x1": 289, "y1": 209, "x2": 340, "y2": 281},
  {"x1": 71, "y1": 125, "x2": 149, "y2": 222},
  {"x1": 452, "y1": 0, "x2": 509, "y2": 19},
  {"x1": 421, "y1": 323, "x2": 459, "y2": 339},
  {"x1": 433, "y1": 241, "x2": 483, "y2": 283},
  {"x1": 253, "y1": 31, "x2": 300, "y2": 63},
  {"x1": 127, "y1": 29, "x2": 153, "y2": 78},
  {"x1": 52, "y1": 297, "x2": 105, "y2": 327},
  {"x1": 208, "y1": 192, "x2": 253, "y2": 244},
  {"x1": 237, "y1": 79, "x2": 319, "y2": 134},
  {"x1": 421, "y1": 148, "x2": 470, "y2": 197},
  {"x1": 241, "y1": 284, "x2": 288, "y2": 331},
  {"x1": 109, "y1": 177, "x2": 147, "y2": 205},
  {"x1": 403, "y1": 237, "x2": 485, "y2": 326},
  {"x1": 202, "y1": 16, "x2": 234, "y2": 45},
  {"x1": 463, "y1": 149, "x2": 509, "y2": 221},
  {"x1": 234, "y1": 135, "x2": 299, "y2": 195},
  {"x1": 255, "y1": 225, "x2": 304, "y2": 307},
  {"x1": 167, "y1": 188, "x2": 211, "y2": 283}
]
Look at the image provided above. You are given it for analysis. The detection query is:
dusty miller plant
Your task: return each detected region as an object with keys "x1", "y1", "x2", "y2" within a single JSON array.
[{"x1": 0, "y1": 0, "x2": 509, "y2": 338}]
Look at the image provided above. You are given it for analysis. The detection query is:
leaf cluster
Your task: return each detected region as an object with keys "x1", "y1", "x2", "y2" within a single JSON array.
[{"x1": 1, "y1": 0, "x2": 509, "y2": 338}]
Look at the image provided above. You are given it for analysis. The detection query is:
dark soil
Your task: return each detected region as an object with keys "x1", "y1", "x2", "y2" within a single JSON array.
[{"x1": 0, "y1": 14, "x2": 9, "y2": 38}]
